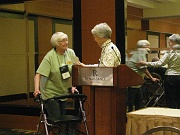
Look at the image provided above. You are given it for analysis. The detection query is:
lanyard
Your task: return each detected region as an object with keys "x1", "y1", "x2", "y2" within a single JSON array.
[{"x1": 56, "y1": 52, "x2": 66, "y2": 67}]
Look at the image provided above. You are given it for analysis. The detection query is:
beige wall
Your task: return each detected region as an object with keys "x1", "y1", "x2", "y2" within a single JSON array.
[
  {"x1": 0, "y1": 0, "x2": 73, "y2": 96},
  {"x1": 0, "y1": 17, "x2": 34, "y2": 96}
]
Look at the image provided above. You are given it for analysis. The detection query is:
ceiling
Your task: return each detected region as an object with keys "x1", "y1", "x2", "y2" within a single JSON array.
[
  {"x1": 0, "y1": 0, "x2": 176, "y2": 6},
  {"x1": 146, "y1": 0, "x2": 176, "y2": 4},
  {"x1": 0, "y1": 0, "x2": 179, "y2": 21},
  {"x1": 0, "y1": 0, "x2": 30, "y2": 4},
  {"x1": 127, "y1": 0, "x2": 177, "y2": 9},
  {"x1": 0, "y1": 0, "x2": 71, "y2": 4},
  {"x1": 127, "y1": 0, "x2": 180, "y2": 24}
]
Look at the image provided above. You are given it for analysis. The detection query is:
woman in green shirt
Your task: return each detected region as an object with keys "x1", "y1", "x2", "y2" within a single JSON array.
[{"x1": 33, "y1": 32, "x2": 81, "y2": 120}]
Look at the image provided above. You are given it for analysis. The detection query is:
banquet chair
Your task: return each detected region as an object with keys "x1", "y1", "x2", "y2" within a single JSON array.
[
  {"x1": 142, "y1": 126, "x2": 180, "y2": 135},
  {"x1": 34, "y1": 93, "x2": 89, "y2": 135}
]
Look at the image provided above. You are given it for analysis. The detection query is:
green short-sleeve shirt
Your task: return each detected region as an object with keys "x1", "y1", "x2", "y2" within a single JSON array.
[{"x1": 37, "y1": 48, "x2": 77, "y2": 100}]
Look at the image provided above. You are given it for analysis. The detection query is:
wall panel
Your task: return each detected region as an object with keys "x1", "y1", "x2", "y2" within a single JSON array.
[
  {"x1": 0, "y1": 17, "x2": 27, "y2": 96},
  {"x1": 28, "y1": 20, "x2": 36, "y2": 92},
  {"x1": 0, "y1": 13, "x2": 35, "y2": 96},
  {"x1": 55, "y1": 22, "x2": 73, "y2": 49},
  {"x1": 127, "y1": 29, "x2": 146, "y2": 50},
  {"x1": 27, "y1": 1, "x2": 73, "y2": 19},
  {"x1": 37, "y1": 17, "x2": 52, "y2": 64},
  {"x1": 81, "y1": 0, "x2": 115, "y2": 64}
]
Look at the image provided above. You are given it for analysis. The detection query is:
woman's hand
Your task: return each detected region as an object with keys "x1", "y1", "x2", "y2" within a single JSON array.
[
  {"x1": 77, "y1": 61, "x2": 86, "y2": 67},
  {"x1": 33, "y1": 89, "x2": 41, "y2": 97},
  {"x1": 136, "y1": 61, "x2": 146, "y2": 67},
  {"x1": 151, "y1": 77, "x2": 160, "y2": 82},
  {"x1": 139, "y1": 60, "x2": 147, "y2": 65},
  {"x1": 71, "y1": 86, "x2": 79, "y2": 94}
]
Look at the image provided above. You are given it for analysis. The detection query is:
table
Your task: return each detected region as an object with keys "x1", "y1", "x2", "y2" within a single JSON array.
[{"x1": 126, "y1": 107, "x2": 180, "y2": 135}]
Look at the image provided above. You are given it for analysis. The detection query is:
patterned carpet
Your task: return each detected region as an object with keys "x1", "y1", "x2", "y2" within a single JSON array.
[
  {"x1": 0, "y1": 128, "x2": 44, "y2": 135},
  {"x1": 0, "y1": 128, "x2": 80, "y2": 135}
]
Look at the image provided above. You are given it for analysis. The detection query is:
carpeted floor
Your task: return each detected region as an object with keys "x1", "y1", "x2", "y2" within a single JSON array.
[
  {"x1": 0, "y1": 128, "x2": 80, "y2": 135},
  {"x1": 0, "y1": 128, "x2": 44, "y2": 135}
]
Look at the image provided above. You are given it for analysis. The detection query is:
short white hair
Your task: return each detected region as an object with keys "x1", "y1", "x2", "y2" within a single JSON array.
[
  {"x1": 137, "y1": 40, "x2": 150, "y2": 47},
  {"x1": 169, "y1": 34, "x2": 180, "y2": 44},
  {"x1": 91, "y1": 23, "x2": 112, "y2": 38},
  {"x1": 50, "y1": 32, "x2": 68, "y2": 48},
  {"x1": 173, "y1": 44, "x2": 180, "y2": 50}
]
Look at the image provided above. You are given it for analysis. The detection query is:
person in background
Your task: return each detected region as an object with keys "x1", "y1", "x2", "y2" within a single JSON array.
[
  {"x1": 152, "y1": 56, "x2": 159, "y2": 62},
  {"x1": 33, "y1": 32, "x2": 81, "y2": 121},
  {"x1": 138, "y1": 34, "x2": 180, "y2": 109},
  {"x1": 126, "y1": 40, "x2": 158, "y2": 112},
  {"x1": 91, "y1": 22, "x2": 121, "y2": 67},
  {"x1": 147, "y1": 56, "x2": 167, "y2": 81}
]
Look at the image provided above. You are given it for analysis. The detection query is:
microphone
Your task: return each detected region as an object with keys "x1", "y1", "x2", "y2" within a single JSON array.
[
  {"x1": 98, "y1": 59, "x2": 100, "y2": 67},
  {"x1": 111, "y1": 46, "x2": 121, "y2": 63}
]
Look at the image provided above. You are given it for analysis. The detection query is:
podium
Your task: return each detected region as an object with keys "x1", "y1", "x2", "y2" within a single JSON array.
[{"x1": 72, "y1": 64, "x2": 144, "y2": 135}]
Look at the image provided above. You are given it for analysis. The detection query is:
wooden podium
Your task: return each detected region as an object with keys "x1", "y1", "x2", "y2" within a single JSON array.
[{"x1": 72, "y1": 64, "x2": 144, "y2": 135}]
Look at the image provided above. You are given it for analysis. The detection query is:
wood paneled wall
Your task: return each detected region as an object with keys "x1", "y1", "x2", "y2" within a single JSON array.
[
  {"x1": 127, "y1": 6, "x2": 180, "y2": 51},
  {"x1": 127, "y1": 29, "x2": 146, "y2": 50},
  {"x1": 0, "y1": 1, "x2": 73, "y2": 131},
  {"x1": 27, "y1": 1, "x2": 73, "y2": 19},
  {"x1": 0, "y1": 1, "x2": 73, "y2": 19},
  {"x1": 37, "y1": 17, "x2": 52, "y2": 64},
  {"x1": 127, "y1": 6, "x2": 145, "y2": 50},
  {"x1": 81, "y1": 0, "x2": 116, "y2": 65},
  {"x1": 149, "y1": 20, "x2": 180, "y2": 34}
]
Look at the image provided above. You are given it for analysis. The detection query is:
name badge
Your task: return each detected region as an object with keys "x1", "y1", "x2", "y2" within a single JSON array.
[{"x1": 59, "y1": 65, "x2": 70, "y2": 79}]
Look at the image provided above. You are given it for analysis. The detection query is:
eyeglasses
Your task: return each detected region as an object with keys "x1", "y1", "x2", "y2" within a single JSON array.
[{"x1": 59, "y1": 39, "x2": 68, "y2": 43}]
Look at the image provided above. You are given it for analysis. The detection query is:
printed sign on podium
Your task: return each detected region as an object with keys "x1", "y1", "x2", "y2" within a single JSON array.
[{"x1": 78, "y1": 67, "x2": 113, "y2": 86}]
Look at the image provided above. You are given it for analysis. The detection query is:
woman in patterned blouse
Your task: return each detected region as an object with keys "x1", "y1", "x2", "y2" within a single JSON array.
[
  {"x1": 138, "y1": 34, "x2": 180, "y2": 109},
  {"x1": 91, "y1": 23, "x2": 121, "y2": 67}
]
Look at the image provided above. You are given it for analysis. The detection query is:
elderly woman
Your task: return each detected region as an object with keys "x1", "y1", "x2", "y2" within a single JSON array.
[
  {"x1": 91, "y1": 22, "x2": 121, "y2": 67},
  {"x1": 126, "y1": 40, "x2": 157, "y2": 112},
  {"x1": 33, "y1": 32, "x2": 80, "y2": 121},
  {"x1": 139, "y1": 34, "x2": 180, "y2": 109}
]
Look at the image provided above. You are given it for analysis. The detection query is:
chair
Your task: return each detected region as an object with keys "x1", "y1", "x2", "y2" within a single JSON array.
[
  {"x1": 35, "y1": 93, "x2": 89, "y2": 135},
  {"x1": 143, "y1": 72, "x2": 166, "y2": 107},
  {"x1": 142, "y1": 126, "x2": 180, "y2": 135}
]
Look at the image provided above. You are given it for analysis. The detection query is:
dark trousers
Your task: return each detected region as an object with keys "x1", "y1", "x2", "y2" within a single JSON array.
[
  {"x1": 127, "y1": 87, "x2": 144, "y2": 112},
  {"x1": 164, "y1": 75, "x2": 180, "y2": 109},
  {"x1": 45, "y1": 99, "x2": 66, "y2": 121}
]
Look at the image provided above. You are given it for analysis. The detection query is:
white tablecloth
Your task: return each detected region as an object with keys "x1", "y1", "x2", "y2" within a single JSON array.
[{"x1": 126, "y1": 107, "x2": 180, "y2": 135}]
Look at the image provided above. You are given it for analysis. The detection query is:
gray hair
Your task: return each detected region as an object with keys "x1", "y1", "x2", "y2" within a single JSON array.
[
  {"x1": 152, "y1": 56, "x2": 159, "y2": 62},
  {"x1": 137, "y1": 40, "x2": 150, "y2": 47},
  {"x1": 91, "y1": 23, "x2": 112, "y2": 38},
  {"x1": 173, "y1": 44, "x2": 180, "y2": 50},
  {"x1": 50, "y1": 32, "x2": 68, "y2": 48},
  {"x1": 169, "y1": 34, "x2": 180, "y2": 44}
]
